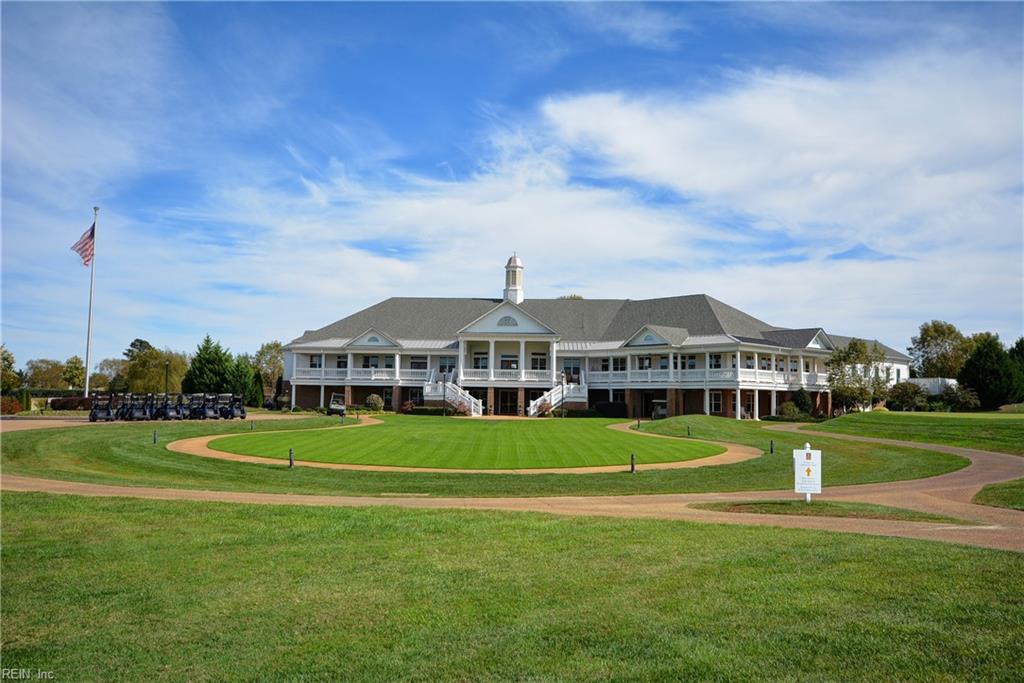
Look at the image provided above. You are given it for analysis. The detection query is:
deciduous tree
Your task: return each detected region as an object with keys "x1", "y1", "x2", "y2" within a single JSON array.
[
  {"x1": 25, "y1": 359, "x2": 65, "y2": 389},
  {"x1": 254, "y1": 341, "x2": 284, "y2": 396},
  {"x1": 62, "y1": 355, "x2": 86, "y2": 389},
  {"x1": 125, "y1": 348, "x2": 189, "y2": 393},
  {"x1": 826, "y1": 338, "x2": 888, "y2": 411},
  {"x1": 123, "y1": 338, "x2": 154, "y2": 361},
  {"x1": 1, "y1": 345, "x2": 19, "y2": 393},
  {"x1": 907, "y1": 321, "x2": 973, "y2": 378}
]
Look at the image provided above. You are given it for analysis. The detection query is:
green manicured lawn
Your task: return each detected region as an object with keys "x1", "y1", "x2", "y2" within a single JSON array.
[
  {"x1": 691, "y1": 499, "x2": 971, "y2": 524},
  {"x1": 974, "y1": 478, "x2": 1024, "y2": 511},
  {"x1": 1, "y1": 416, "x2": 968, "y2": 498},
  {"x1": 810, "y1": 411, "x2": 1024, "y2": 455},
  {"x1": 3, "y1": 493, "x2": 1021, "y2": 681},
  {"x1": 208, "y1": 415, "x2": 722, "y2": 469},
  {"x1": 0, "y1": 415, "x2": 967, "y2": 498}
]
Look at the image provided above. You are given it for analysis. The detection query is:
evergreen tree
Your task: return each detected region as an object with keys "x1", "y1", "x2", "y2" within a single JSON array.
[
  {"x1": 247, "y1": 369, "x2": 264, "y2": 407},
  {"x1": 792, "y1": 387, "x2": 813, "y2": 414},
  {"x1": 958, "y1": 336, "x2": 1024, "y2": 410},
  {"x1": 19, "y1": 388, "x2": 32, "y2": 412},
  {"x1": 225, "y1": 354, "x2": 255, "y2": 397},
  {"x1": 181, "y1": 336, "x2": 233, "y2": 393}
]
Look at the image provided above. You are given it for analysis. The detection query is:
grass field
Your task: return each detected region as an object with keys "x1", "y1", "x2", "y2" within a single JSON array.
[
  {"x1": 690, "y1": 499, "x2": 971, "y2": 524},
  {"x1": 2, "y1": 493, "x2": 1021, "y2": 681},
  {"x1": 809, "y1": 411, "x2": 1024, "y2": 455},
  {"x1": 207, "y1": 415, "x2": 723, "y2": 469},
  {"x1": 973, "y1": 478, "x2": 1024, "y2": 511},
  {"x1": 1, "y1": 416, "x2": 967, "y2": 498}
]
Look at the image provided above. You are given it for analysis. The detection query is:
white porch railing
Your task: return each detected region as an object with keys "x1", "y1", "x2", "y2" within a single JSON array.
[
  {"x1": 324, "y1": 368, "x2": 347, "y2": 379},
  {"x1": 461, "y1": 369, "x2": 489, "y2": 381},
  {"x1": 294, "y1": 368, "x2": 322, "y2": 379},
  {"x1": 348, "y1": 368, "x2": 397, "y2": 381},
  {"x1": 528, "y1": 383, "x2": 588, "y2": 417},
  {"x1": 400, "y1": 369, "x2": 430, "y2": 381},
  {"x1": 493, "y1": 369, "x2": 520, "y2": 380},
  {"x1": 523, "y1": 369, "x2": 550, "y2": 382}
]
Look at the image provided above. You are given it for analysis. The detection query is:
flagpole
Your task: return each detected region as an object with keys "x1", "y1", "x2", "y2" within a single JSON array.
[{"x1": 83, "y1": 206, "x2": 98, "y2": 398}]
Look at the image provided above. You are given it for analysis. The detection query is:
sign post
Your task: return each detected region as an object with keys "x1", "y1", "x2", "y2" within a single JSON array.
[{"x1": 793, "y1": 442, "x2": 821, "y2": 503}]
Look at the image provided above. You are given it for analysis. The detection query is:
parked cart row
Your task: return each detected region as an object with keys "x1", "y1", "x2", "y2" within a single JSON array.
[{"x1": 89, "y1": 393, "x2": 247, "y2": 422}]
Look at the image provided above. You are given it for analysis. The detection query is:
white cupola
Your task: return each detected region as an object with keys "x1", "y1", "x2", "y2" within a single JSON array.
[{"x1": 503, "y1": 253, "x2": 524, "y2": 304}]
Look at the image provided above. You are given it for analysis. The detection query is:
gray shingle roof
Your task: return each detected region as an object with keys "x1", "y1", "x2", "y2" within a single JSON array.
[
  {"x1": 289, "y1": 294, "x2": 902, "y2": 357},
  {"x1": 828, "y1": 334, "x2": 910, "y2": 362}
]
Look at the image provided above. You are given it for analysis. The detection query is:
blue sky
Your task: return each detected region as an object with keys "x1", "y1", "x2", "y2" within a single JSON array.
[{"x1": 2, "y1": 2, "x2": 1022, "y2": 369}]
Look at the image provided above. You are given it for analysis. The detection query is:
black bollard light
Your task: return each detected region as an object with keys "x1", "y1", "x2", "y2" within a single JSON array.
[
  {"x1": 687, "y1": 425, "x2": 692, "y2": 437},
  {"x1": 152, "y1": 430, "x2": 157, "y2": 444},
  {"x1": 630, "y1": 453, "x2": 637, "y2": 474},
  {"x1": 770, "y1": 439, "x2": 775, "y2": 454},
  {"x1": 289, "y1": 448, "x2": 294, "y2": 469}
]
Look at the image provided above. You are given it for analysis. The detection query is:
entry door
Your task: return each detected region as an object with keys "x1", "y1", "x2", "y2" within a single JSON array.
[{"x1": 498, "y1": 390, "x2": 518, "y2": 415}]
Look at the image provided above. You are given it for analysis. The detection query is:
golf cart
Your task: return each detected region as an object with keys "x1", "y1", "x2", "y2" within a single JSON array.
[
  {"x1": 218, "y1": 393, "x2": 246, "y2": 420},
  {"x1": 326, "y1": 392, "x2": 346, "y2": 417},
  {"x1": 154, "y1": 394, "x2": 184, "y2": 420},
  {"x1": 89, "y1": 394, "x2": 116, "y2": 422},
  {"x1": 115, "y1": 393, "x2": 133, "y2": 421},
  {"x1": 650, "y1": 399, "x2": 668, "y2": 420}
]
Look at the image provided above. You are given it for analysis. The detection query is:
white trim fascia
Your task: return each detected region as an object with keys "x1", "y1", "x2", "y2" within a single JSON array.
[
  {"x1": 456, "y1": 300, "x2": 559, "y2": 337},
  {"x1": 344, "y1": 327, "x2": 403, "y2": 349}
]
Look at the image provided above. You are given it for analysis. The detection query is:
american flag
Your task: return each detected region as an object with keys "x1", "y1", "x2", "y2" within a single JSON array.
[{"x1": 71, "y1": 222, "x2": 95, "y2": 267}]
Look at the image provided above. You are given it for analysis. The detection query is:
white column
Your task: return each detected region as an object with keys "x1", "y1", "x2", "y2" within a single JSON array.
[
  {"x1": 608, "y1": 388, "x2": 613, "y2": 401},
  {"x1": 488, "y1": 339, "x2": 495, "y2": 381},
  {"x1": 550, "y1": 340, "x2": 557, "y2": 384},
  {"x1": 771, "y1": 389, "x2": 777, "y2": 416},
  {"x1": 704, "y1": 387, "x2": 709, "y2": 414},
  {"x1": 753, "y1": 388, "x2": 759, "y2": 420},
  {"x1": 735, "y1": 350, "x2": 741, "y2": 375},
  {"x1": 798, "y1": 354, "x2": 805, "y2": 385},
  {"x1": 290, "y1": 384, "x2": 296, "y2": 409},
  {"x1": 771, "y1": 352, "x2": 776, "y2": 383},
  {"x1": 627, "y1": 354, "x2": 633, "y2": 382},
  {"x1": 457, "y1": 340, "x2": 465, "y2": 382},
  {"x1": 519, "y1": 340, "x2": 525, "y2": 381},
  {"x1": 347, "y1": 352, "x2": 353, "y2": 380},
  {"x1": 320, "y1": 352, "x2": 325, "y2": 379},
  {"x1": 608, "y1": 356, "x2": 613, "y2": 376},
  {"x1": 394, "y1": 353, "x2": 400, "y2": 381},
  {"x1": 669, "y1": 351, "x2": 675, "y2": 382},
  {"x1": 704, "y1": 352, "x2": 710, "y2": 414},
  {"x1": 319, "y1": 384, "x2": 325, "y2": 408},
  {"x1": 753, "y1": 352, "x2": 759, "y2": 381},
  {"x1": 735, "y1": 386, "x2": 742, "y2": 420}
]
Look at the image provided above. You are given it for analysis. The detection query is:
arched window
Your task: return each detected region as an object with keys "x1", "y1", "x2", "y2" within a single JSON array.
[
  {"x1": 497, "y1": 316, "x2": 518, "y2": 327},
  {"x1": 642, "y1": 333, "x2": 656, "y2": 344},
  {"x1": 367, "y1": 336, "x2": 380, "y2": 343}
]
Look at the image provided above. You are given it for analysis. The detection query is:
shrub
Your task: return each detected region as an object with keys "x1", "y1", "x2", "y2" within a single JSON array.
[
  {"x1": 592, "y1": 401, "x2": 628, "y2": 418},
  {"x1": 400, "y1": 400, "x2": 416, "y2": 414},
  {"x1": 49, "y1": 397, "x2": 93, "y2": 410},
  {"x1": 927, "y1": 400, "x2": 950, "y2": 412},
  {"x1": 19, "y1": 388, "x2": 32, "y2": 412},
  {"x1": 564, "y1": 408, "x2": 599, "y2": 418},
  {"x1": 778, "y1": 401, "x2": 801, "y2": 419},
  {"x1": 534, "y1": 401, "x2": 552, "y2": 417},
  {"x1": 941, "y1": 384, "x2": 981, "y2": 412},
  {"x1": 410, "y1": 406, "x2": 446, "y2": 416},
  {"x1": 313, "y1": 406, "x2": 327, "y2": 414},
  {"x1": 887, "y1": 382, "x2": 928, "y2": 411},
  {"x1": 453, "y1": 403, "x2": 469, "y2": 416},
  {"x1": 873, "y1": 405, "x2": 889, "y2": 412},
  {"x1": 1, "y1": 396, "x2": 22, "y2": 415},
  {"x1": 290, "y1": 406, "x2": 305, "y2": 413},
  {"x1": 365, "y1": 394, "x2": 384, "y2": 412},
  {"x1": 792, "y1": 388, "x2": 813, "y2": 414}
]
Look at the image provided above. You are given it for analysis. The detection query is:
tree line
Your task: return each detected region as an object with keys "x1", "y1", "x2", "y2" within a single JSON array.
[
  {"x1": 1, "y1": 338, "x2": 284, "y2": 407},
  {"x1": 826, "y1": 321, "x2": 1024, "y2": 412}
]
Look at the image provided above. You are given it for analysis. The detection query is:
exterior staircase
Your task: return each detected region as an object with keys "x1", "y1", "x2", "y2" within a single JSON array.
[
  {"x1": 423, "y1": 375, "x2": 483, "y2": 416},
  {"x1": 527, "y1": 383, "x2": 588, "y2": 417}
]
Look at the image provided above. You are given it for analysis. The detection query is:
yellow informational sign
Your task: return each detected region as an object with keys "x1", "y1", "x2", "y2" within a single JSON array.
[{"x1": 793, "y1": 443, "x2": 822, "y2": 495}]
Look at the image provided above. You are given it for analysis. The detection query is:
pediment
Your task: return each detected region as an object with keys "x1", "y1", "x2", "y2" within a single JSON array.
[
  {"x1": 459, "y1": 301, "x2": 556, "y2": 335},
  {"x1": 348, "y1": 328, "x2": 400, "y2": 348}
]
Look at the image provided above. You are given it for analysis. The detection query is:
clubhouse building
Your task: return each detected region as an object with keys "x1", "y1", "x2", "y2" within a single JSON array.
[{"x1": 284, "y1": 255, "x2": 910, "y2": 418}]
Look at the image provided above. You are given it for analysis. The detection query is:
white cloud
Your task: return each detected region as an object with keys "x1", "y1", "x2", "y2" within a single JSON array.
[{"x1": 566, "y1": 3, "x2": 690, "y2": 50}]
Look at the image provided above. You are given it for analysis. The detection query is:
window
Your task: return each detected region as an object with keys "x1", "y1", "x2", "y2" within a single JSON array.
[
  {"x1": 410, "y1": 356, "x2": 427, "y2": 370},
  {"x1": 362, "y1": 355, "x2": 379, "y2": 369},
  {"x1": 612, "y1": 357, "x2": 626, "y2": 372},
  {"x1": 760, "y1": 357, "x2": 771, "y2": 370},
  {"x1": 710, "y1": 391, "x2": 722, "y2": 414},
  {"x1": 612, "y1": 389, "x2": 625, "y2": 403},
  {"x1": 804, "y1": 360, "x2": 811, "y2": 372},
  {"x1": 790, "y1": 359, "x2": 799, "y2": 372},
  {"x1": 384, "y1": 356, "x2": 394, "y2": 369},
  {"x1": 600, "y1": 358, "x2": 610, "y2": 372},
  {"x1": 745, "y1": 355, "x2": 755, "y2": 370},
  {"x1": 686, "y1": 355, "x2": 697, "y2": 370},
  {"x1": 497, "y1": 316, "x2": 518, "y2": 327},
  {"x1": 531, "y1": 354, "x2": 547, "y2": 371},
  {"x1": 637, "y1": 356, "x2": 652, "y2": 370},
  {"x1": 472, "y1": 353, "x2": 489, "y2": 370},
  {"x1": 407, "y1": 387, "x2": 424, "y2": 406},
  {"x1": 896, "y1": 368, "x2": 901, "y2": 382},
  {"x1": 336, "y1": 356, "x2": 347, "y2": 369},
  {"x1": 659, "y1": 357, "x2": 669, "y2": 370},
  {"x1": 367, "y1": 336, "x2": 380, "y2": 344},
  {"x1": 500, "y1": 355, "x2": 518, "y2": 370},
  {"x1": 309, "y1": 355, "x2": 322, "y2": 369},
  {"x1": 438, "y1": 356, "x2": 456, "y2": 373},
  {"x1": 745, "y1": 393, "x2": 754, "y2": 415},
  {"x1": 642, "y1": 333, "x2": 656, "y2": 344},
  {"x1": 710, "y1": 354, "x2": 722, "y2": 369}
]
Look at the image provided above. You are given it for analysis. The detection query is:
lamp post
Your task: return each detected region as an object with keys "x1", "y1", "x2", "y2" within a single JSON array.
[{"x1": 164, "y1": 361, "x2": 170, "y2": 395}]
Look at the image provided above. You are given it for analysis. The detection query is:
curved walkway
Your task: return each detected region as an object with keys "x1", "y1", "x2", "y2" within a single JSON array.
[
  {"x1": 3, "y1": 420, "x2": 1023, "y2": 551},
  {"x1": 165, "y1": 418, "x2": 760, "y2": 474}
]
